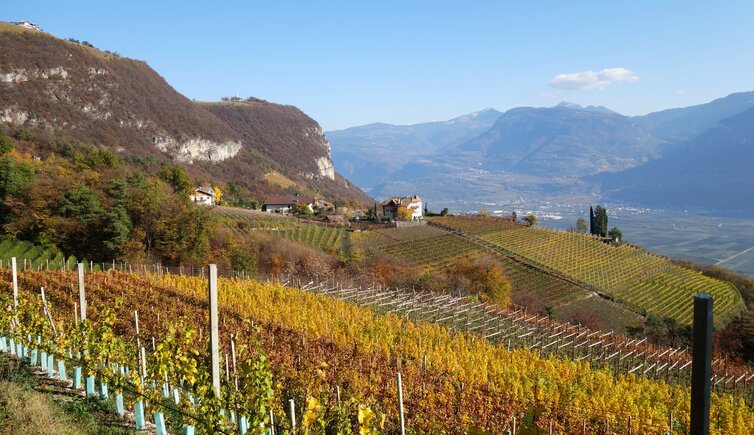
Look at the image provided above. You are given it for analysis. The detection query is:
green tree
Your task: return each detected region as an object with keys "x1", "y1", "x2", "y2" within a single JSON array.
[
  {"x1": 590, "y1": 206, "x2": 608, "y2": 237},
  {"x1": 576, "y1": 216, "x2": 587, "y2": 233},
  {"x1": 0, "y1": 135, "x2": 14, "y2": 155},
  {"x1": 290, "y1": 203, "x2": 312, "y2": 218},
  {"x1": 608, "y1": 227, "x2": 622, "y2": 242},
  {"x1": 15, "y1": 128, "x2": 33, "y2": 141},
  {"x1": 523, "y1": 214, "x2": 538, "y2": 227},
  {"x1": 510, "y1": 211, "x2": 517, "y2": 222},
  {"x1": 0, "y1": 157, "x2": 34, "y2": 226},
  {"x1": 440, "y1": 207, "x2": 449, "y2": 216},
  {"x1": 159, "y1": 164, "x2": 193, "y2": 197}
]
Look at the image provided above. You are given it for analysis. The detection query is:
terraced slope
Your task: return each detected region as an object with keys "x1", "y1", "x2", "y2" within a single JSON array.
[
  {"x1": 215, "y1": 207, "x2": 346, "y2": 253},
  {"x1": 429, "y1": 216, "x2": 745, "y2": 325},
  {"x1": 351, "y1": 225, "x2": 588, "y2": 308}
]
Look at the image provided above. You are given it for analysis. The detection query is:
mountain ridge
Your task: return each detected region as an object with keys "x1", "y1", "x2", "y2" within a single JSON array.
[{"x1": 0, "y1": 22, "x2": 371, "y2": 205}]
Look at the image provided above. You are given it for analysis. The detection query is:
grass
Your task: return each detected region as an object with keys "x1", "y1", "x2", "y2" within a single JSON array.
[
  {"x1": 263, "y1": 171, "x2": 297, "y2": 189},
  {"x1": 0, "y1": 354, "x2": 134, "y2": 434}
]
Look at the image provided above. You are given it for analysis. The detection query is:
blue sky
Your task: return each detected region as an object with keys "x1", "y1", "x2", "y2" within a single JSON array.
[{"x1": 5, "y1": 1, "x2": 754, "y2": 130}]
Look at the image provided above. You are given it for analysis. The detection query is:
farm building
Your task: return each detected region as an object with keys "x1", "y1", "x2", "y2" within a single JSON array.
[
  {"x1": 381, "y1": 195, "x2": 423, "y2": 220},
  {"x1": 262, "y1": 195, "x2": 316, "y2": 214},
  {"x1": 190, "y1": 187, "x2": 215, "y2": 205}
]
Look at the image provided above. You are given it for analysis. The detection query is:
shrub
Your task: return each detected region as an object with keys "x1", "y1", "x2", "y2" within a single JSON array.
[{"x1": 15, "y1": 128, "x2": 32, "y2": 141}]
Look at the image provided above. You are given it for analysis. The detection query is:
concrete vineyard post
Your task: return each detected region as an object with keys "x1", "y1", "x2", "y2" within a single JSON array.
[
  {"x1": 691, "y1": 294, "x2": 713, "y2": 435},
  {"x1": 77, "y1": 263, "x2": 87, "y2": 320},
  {"x1": 182, "y1": 425, "x2": 195, "y2": 435},
  {"x1": 208, "y1": 264, "x2": 221, "y2": 397},
  {"x1": 289, "y1": 399, "x2": 296, "y2": 431},
  {"x1": 134, "y1": 310, "x2": 142, "y2": 376},
  {"x1": 397, "y1": 372, "x2": 406, "y2": 435},
  {"x1": 11, "y1": 257, "x2": 18, "y2": 309}
]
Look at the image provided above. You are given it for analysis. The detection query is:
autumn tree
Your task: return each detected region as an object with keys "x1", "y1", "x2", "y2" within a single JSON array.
[
  {"x1": 451, "y1": 256, "x2": 511, "y2": 307},
  {"x1": 523, "y1": 214, "x2": 538, "y2": 226},
  {"x1": 213, "y1": 186, "x2": 224, "y2": 205},
  {"x1": 396, "y1": 206, "x2": 413, "y2": 221}
]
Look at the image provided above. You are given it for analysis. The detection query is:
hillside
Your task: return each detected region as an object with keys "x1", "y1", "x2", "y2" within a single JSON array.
[
  {"x1": 638, "y1": 90, "x2": 754, "y2": 143},
  {"x1": 327, "y1": 108, "x2": 502, "y2": 189},
  {"x1": 203, "y1": 100, "x2": 372, "y2": 204},
  {"x1": 599, "y1": 105, "x2": 754, "y2": 213},
  {"x1": 0, "y1": 22, "x2": 371, "y2": 205}
]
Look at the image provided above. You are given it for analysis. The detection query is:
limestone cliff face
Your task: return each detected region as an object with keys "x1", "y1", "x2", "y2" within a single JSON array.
[{"x1": 204, "y1": 101, "x2": 337, "y2": 181}]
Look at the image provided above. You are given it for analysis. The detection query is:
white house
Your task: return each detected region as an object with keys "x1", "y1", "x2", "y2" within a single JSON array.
[
  {"x1": 190, "y1": 187, "x2": 215, "y2": 206},
  {"x1": 262, "y1": 195, "x2": 316, "y2": 214},
  {"x1": 380, "y1": 195, "x2": 423, "y2": 220}
]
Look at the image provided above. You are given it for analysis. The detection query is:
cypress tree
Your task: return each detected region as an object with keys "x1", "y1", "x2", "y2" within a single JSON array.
[{"x1": 589, "y1": 206, "x2": 595, "y2": 235}]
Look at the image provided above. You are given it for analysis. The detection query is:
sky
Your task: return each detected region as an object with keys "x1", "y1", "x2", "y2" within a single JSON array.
[{"x1": 5, "y1": 1, "x2": 754, "y2": 130}]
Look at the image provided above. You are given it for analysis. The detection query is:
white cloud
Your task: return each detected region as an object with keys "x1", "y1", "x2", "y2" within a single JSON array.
[
  {"x1": 676, "y1": 89, "x2": 687, "y2": 95},
  {"x1": 549, "y1": 67, "x2": 639, "y2": 90}
]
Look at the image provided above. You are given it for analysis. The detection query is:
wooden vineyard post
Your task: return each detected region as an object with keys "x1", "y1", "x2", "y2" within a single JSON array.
[
  {"x1": 397, "y1": 372, "x2": 406, "y2": 435},
  {"x1": 11, "y1": 257, "x2": 18, "y2": 309},
  {"x1": 691, "y1": 294, "x2": 712, "y2": 435},
  {"x1": 77, "y1": 263, "x2": 87, "y2": 321},
  {"x1": 208, "y1": 264, "x2": 221, "y2": 397}
]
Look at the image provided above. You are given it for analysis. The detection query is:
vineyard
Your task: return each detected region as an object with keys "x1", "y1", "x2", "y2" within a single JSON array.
[
  {"x1": 216, "y1": 207, "x2": 346, "y2": 254},
  {"x1": 1, "y1": 266, "x2": 754, "y2": 434},
  {"x1": 429, "y1": 216, "x2": 745, "y2": 325},
  {"x1": 351, "y1": 226, "x2": 592, "y2": 310}
]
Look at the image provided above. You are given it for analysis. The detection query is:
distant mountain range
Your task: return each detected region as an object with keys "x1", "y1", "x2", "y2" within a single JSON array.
[
  {"x1": 328, "y1": 92, "x2": 754, "y2": 213},
  {"x1": 327, "y1": 108, "x2": 502, "y2": 189},
  {"x1": 0, "y1": 22, "x2": 371, "y2": 205},
  {"x1": 598, "y1": 105, "x2": 754, "y2": 213}
]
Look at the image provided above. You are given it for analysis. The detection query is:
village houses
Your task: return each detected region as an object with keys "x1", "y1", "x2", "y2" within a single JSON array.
[{"x1": 380, "y1": 195, "x2": 423, "y2": 220}]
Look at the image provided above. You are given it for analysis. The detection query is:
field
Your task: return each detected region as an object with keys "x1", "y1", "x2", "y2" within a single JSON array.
[
  {"x1": 3, "y1": 268, "x2": 754, "y2": 433},
  {"x1": 428, "y1": 216, "x2": 745, "y2": 325},
  {"x1": 215, "y1": 206, "x2": 346, "y2": 253}
]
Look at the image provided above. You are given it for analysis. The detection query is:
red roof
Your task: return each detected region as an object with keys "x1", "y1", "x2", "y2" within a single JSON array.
[{"x1": 264, "y1": 195, "x2": 315, "y2": 206}]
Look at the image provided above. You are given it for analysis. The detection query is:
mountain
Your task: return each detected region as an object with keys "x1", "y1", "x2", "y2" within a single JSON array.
[
  {"x1": 598, "y1": 105, "x2": 754, "y2": 213},
  {"x1": 326, "y1": 108, "x2": 502, "y2": 189},
  {"x1": 446, "y1": 106, "x2": 658, "y2": 177},
  {"x1": 638, "y1": 91, "x2": 754, "y2": 143},
  {"x1": 0, "y1": 22, "x2": 371, "y2": 204}
]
